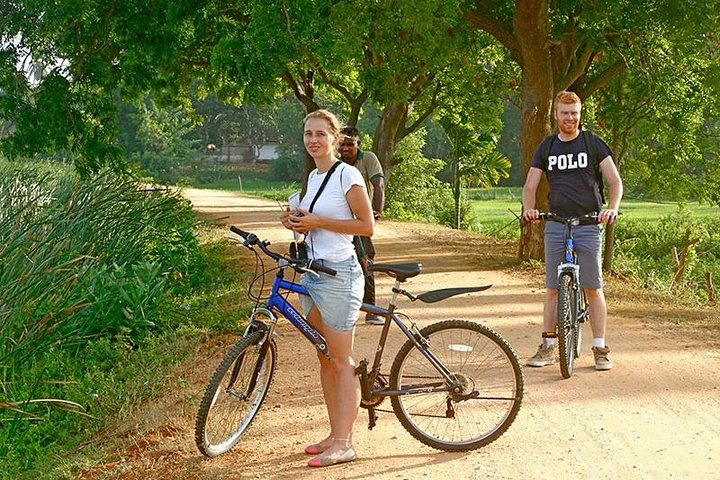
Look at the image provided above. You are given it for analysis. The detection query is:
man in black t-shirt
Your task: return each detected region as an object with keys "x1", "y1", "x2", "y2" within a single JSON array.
[{"x1": 522, "y1": 90, "x2": 623, "y2": 371}]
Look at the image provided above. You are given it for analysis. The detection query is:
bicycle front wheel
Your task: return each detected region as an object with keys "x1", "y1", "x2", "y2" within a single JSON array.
[
  {"x1": 557, "y1": 273, "x2": 579, "y2": 378},
  {"x1": 195, "y1": 331, "x2": 276, "y2": 457},
  {"x1": 389, "y1": 320, "x2": 524, "y2": 452}
]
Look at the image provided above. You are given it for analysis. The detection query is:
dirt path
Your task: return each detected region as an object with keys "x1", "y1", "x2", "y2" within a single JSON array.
[{"x1": 83, "y1": 189, "x2": 720, "y2": 480}]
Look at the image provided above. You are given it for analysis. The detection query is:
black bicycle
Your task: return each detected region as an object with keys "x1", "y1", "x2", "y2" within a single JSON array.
[{"x1": 195, "y1": 226, "x2": 524, "y2": 456}]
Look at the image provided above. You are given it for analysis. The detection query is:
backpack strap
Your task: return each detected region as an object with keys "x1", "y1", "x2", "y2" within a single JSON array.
[
  {"x1": 539, "y1": 134, "x2": 556, "y2": 169},
  {"x1": 582, "y1": 130, "x2": 605, "y2": 205}
]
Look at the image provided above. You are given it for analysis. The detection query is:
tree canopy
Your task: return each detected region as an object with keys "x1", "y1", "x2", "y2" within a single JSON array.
[
  {"x1": 1, "y1": 1, "x2": 718, "y2": 251},
  {"x1": 465, "y1": 0, "x2": 720, "y2": 257}
]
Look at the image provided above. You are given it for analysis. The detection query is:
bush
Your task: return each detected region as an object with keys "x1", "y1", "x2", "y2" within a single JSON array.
[
  {"x1": 614, "y1": 208, "x2": 720, "y2": 303},
  {"x1": 434, "y1": 193, "x2": 479, "y2": 231},
  {"x1": 0, "y1": 161, "x2": 204, "y2": 473},
  {"x1": 384, "y1": 130, "x2": 454, "y2": 223},
  {"x1": 269, "y1": 152, "x2": 305, "y2": 183}
]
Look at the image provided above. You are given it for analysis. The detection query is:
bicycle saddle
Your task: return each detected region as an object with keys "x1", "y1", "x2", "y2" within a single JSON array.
[{"x1": 368, "y1": 262, "x2": 422, "y2": 282}]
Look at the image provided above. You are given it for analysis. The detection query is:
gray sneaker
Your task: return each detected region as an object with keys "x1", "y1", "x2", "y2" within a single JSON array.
[
  {"x1": 593, "y1": 346, "x2": 613, "y2": 370},
  {"x1": 526, "y1": 344, "x2": 557, "y2": 367},
  {"x1": 364, "y1": 314, "x2": 385, "y2": 326}
]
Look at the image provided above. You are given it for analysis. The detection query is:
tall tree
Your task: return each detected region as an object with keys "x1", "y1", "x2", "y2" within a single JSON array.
[
  {"x1": 1, "y1": 1, "x2": 511, "y2": 184},
  {"x1": 464, "y1": 0, "x2": 720, "y2": 259}
]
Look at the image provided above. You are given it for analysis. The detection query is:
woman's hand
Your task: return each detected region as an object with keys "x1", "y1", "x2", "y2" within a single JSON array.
[
  {"x1": 280, "y1": 207, "x2": 295, "y2": 230},
  {"x1": 287, "y1": 208, "x2": 314, "y2": 234}
]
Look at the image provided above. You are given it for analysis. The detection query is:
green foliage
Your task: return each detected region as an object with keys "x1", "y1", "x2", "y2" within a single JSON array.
[
  {"x1": 384, "y1": 129, "x2": 454, "y2": 222},
  {"x1": 435, "y1": 192, "x2": 479, "y2": 231},
  {"x1": 0, "y1": 160, "x2": 205, "y2": 471},
  {"x1": 85, "y1": 262, "x2": 166, "y2": 338},
  {"x1": 590, "y1": 30, "x2": 720, "y2": 204},
  {"x1": 126, "y1": 97, "x2": 203, "y2": 184},
  {"x1": 613, "y1": 209, "x2": 720, "y2": 303},
  {"x1": 270, "y1": 148, "x2": 305, "y2": 183},
  {"x1": 0, "y1": 223, "x2": 250, "y2": 478}
]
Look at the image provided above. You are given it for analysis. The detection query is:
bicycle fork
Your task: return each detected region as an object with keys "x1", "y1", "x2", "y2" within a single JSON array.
[{"x1": 225, "y1": 308, "x2": 276, "y2": 400}]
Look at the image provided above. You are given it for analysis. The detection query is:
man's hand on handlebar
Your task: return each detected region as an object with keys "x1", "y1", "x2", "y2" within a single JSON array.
[
  {"x1": 597, "y1": 208, "x2": 619, "y2": 225},
  {"x1": 523, "y1": 208, "x2": 540, "y2": 223}
]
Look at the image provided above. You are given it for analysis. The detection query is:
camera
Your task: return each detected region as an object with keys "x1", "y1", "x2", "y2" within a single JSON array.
[{"x1": 289, "y1": 240, "x2": 308, "y2": 262}]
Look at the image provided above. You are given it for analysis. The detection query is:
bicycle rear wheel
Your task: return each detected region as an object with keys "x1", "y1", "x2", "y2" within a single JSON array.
[
  {"x1": 389, "y1": 320, "x2": 524, "y2": 452},
  {"x1": 557, "y1": 273, "x2": 579, "y2": 378},
  {"x1": 195, "y1": 331, "x2": 276, "y2": 457}
]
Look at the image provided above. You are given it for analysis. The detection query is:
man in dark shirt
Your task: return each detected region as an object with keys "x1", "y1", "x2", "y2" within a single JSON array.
[
  {"x1": 522, "y1": 90, "x2": 623, "y2": 371},
  {"x1": 339, "y1": 126, "x2": 386, "y2": 325}
]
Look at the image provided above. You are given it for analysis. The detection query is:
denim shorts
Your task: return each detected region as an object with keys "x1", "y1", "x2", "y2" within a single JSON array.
[
  {"x1": 299, "y1": 256, "x2": 364, "y2": 331},
  {"x1": 544, "y1": 221, "x2": 603, "y2": 289}
]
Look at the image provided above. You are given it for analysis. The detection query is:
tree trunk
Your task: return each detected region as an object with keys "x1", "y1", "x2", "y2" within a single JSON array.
[
  {"x1": 514, "y1": 1, "x2": 554, "y2": 260},
  {"x1": 372, "y1": 101, "x2": 408, "y2": 182},
  {"x1": 453, "y1": 157, "x2": 461, "y2": 229},
  {"x1": 602, "y1": 222, "x2": 616, "y2": 272}
]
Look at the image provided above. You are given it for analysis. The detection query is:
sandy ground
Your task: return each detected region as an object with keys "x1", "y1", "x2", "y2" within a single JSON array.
[{"x1": 79, "y1": 189, "x2": 720, "y2": 480}]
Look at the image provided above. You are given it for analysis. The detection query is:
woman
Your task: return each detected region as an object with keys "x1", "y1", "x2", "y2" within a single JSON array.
[{"x1": 280, "y1": 110, "x2": 374, "y2": 467}]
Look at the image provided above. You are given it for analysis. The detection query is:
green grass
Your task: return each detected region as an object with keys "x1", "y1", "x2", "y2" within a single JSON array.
[
  {"x1": 467, "y1": 187, "x2": 718, "y2": 238},
  {"x1": 617, "y1": 200, "x2": 718, "y2": 221},
  {"x1": 193, "y1": 174, "x2": 301, "y2": 203}
]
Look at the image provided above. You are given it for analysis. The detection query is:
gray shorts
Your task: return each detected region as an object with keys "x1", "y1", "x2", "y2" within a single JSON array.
[
  {"x1": 300, "y1": 256, "x2": 364, "y2": 331},
  {"x1": 544, "y1": 221, "x2": 604, "y2": 289}
]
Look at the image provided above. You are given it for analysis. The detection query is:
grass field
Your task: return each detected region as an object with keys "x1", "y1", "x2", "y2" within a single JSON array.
[
  {"x1": 197, "y1": 177, "x2": 715, "y2": 238},
  {"x1": 467, "y1": 187, "x2": 717, "y2": 238}
]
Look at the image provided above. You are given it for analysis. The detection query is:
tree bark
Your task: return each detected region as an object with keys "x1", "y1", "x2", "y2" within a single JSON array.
[
  {"x1": 602, "y1": 222, "x2": 616, "y2": 273},
  {"x1": 452, "y1": 156, "x2": 461, "y2": 229},
  {"x1": 372, "y1": 101, "x2": 408, "y2": 182},
  {"x1": 514, "y1": 0, "x2": 553, "y2": 260},
  {"x1": 467, "y1": 1, "x2": 628, "y2": 261}
]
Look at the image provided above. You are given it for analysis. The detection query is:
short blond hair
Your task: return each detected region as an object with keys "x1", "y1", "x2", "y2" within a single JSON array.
[
  {"x1": 553, "y1": 90, "x2": 582, "y2": 110},
  {"x1": 303, "y1": 109, "x2": 343, "y2": 136}
]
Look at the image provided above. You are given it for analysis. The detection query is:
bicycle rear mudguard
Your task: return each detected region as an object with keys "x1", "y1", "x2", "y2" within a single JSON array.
[{"x1": 416, "y1": 285, "x2": 492, "y2": 303}]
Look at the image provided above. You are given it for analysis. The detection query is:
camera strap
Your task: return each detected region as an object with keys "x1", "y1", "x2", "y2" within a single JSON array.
[
  {"x1": 292, "y1": 161, "x2": 341, "y2": 262},
  {"x1": 308, "y1": 161, "x2": 341, "y2": 213}
]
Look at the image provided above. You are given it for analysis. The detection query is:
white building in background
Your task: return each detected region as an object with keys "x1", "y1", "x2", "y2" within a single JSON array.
[{"x1": 205, "y1": 141, "x2": 280, "y2": 163}]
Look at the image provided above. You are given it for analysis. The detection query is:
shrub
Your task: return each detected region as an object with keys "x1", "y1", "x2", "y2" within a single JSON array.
[
  {"x1": 384, "y1": 130, "x2": 454, "y2": 223},
  {"x1": 0, "y1": 160, "x2": 203, "y2": 471},
  {"x1": 614, "y1": 208, "x2": 720, "y2": 303}
]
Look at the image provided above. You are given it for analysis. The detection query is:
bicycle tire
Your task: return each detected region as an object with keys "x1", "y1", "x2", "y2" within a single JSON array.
[
  {"x1": 557, "y1": 273, "x2": 578, "y2": 378},
  {"x1": 389, "y1": 319, "x2": 524, "y2": 452},
  {"x1": 575, "y1": 290, "x2": 587, "y2": 359},
  {"x1": 195, "y1": 331, "x2": 276, "y2": 457}
]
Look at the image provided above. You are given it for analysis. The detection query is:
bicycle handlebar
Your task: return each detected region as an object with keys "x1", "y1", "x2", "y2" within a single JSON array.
[
  {"x1": 229, "y1": 225, "x2": 337, "y2": 277},
  {"x1": 538, "y1": 212, "x2": 598, "y2": 224},
  {"x1": 537, "y1": 211, "x2": 621, "y2": 225},
  {"x1": 307, "y1": 260, "x2": 338, "y2": 276}
]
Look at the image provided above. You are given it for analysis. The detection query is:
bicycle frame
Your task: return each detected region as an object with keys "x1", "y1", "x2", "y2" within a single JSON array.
[
  {"x1": 556, "y1": 222, "x2": 589, "y2": 324},
  {"x1": 252, "y1": 267, "x2": 457, "y2": 394},
  {"x1": 358, "y1": 284, "x2": 456, "y2": 399},
  {"x1": 556, "y1": 220, "x2": 580, "y2": 279},
  {"x1": 252, "y1": 269, "x2": 330, "y2": 358}
]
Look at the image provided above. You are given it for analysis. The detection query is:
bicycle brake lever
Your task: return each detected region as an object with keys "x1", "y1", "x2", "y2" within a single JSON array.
[{"x1": 298, "y1": 267, "x2": 320, "y2": 279}]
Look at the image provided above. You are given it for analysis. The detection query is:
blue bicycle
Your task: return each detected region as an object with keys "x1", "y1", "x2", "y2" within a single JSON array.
[
  {"x1": 195, "y1": 226, "x2": 524, "y2": 456},
  {"x1": 538, "y1": 212, "x2": 597, "y2": 378}
]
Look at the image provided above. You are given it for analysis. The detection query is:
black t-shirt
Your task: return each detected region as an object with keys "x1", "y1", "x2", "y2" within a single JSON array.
[{"x1": 530, "y1": 131, "x2": 612, "y2": 217}]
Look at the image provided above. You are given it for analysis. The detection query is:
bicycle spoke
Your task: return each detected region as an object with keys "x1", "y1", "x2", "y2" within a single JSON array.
[{"x1": 390, "y1": 320, "x2": 523, "y2": 451}]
